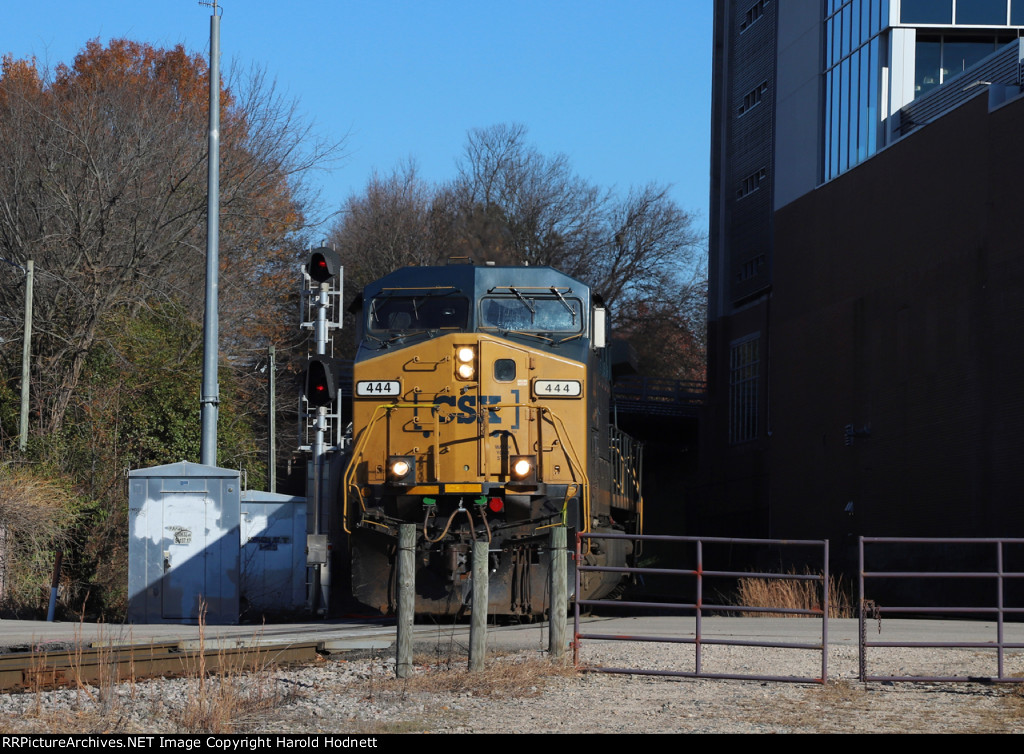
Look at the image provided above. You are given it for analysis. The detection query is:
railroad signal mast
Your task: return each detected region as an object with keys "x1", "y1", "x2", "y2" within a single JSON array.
[{"x1": 298, "y1": 247, "x2": 343, "y2": 615}]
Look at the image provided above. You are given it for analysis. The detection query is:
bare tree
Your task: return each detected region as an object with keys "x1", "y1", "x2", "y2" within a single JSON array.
[
  {"x1": 451, "y1": 124, "x2": 703, "y2": 316},
  {"x1": 452, "y1": 123, "x2": 609, "y2": 272},
  {"x1": 329, "y1": 161, "x2": 451, "y2": 293},
  {"x1": 326, "y1": 123, "x2": 706, "y2": 377}
]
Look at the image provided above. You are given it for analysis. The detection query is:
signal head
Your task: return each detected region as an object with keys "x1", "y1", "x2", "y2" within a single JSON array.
[
  {"x1": 308, "y1": 248, "x2": 341, "y2": 284},
  {"x1": 304, "y1": 356, "x2": 339, "y2": 408}
]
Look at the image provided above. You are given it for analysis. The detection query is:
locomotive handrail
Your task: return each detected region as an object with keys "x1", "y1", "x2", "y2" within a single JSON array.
[
  {"x1": 609, "y1": 442, "x2": 644, "y2": 535},
  {"x1": 485, "y1": 402, "x2": 591, "y2": 533},
  {"x1": 342, "y1": 400, "x2": 592, "y2": 536},
  {"x1": 342, "y1": 402, "x2": 440, "y2": 534}
]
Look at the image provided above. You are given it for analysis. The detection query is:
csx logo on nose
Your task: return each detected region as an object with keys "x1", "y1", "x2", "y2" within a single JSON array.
[{"x1": 432, "y1": 395, "x2": 502, "y2": 423}]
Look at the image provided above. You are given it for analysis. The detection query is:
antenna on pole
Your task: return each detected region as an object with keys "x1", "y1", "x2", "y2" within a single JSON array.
[{"x1": 199, "y1": 0, "x2": 221, "y2": 466}]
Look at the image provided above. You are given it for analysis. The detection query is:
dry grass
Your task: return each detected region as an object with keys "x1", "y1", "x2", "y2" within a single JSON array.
[
  {"x1": 733, "y1": 570, "x2": 853, "y2": 618},
  {"x1": 385, "y1": 652, "x2": 577, "y2": 698},
  {"x1": 336, "y1": 651, "x2": 579, "y2": 735},
  {"x1": 3, "y1": 606, "x2": 289, "y2": 734},
  {"x1": 171, "y1": 605, "x2": 287, "y2": 734},
  {"x1": 0, "y1": 465, "x2": 78, "y2": 615}
]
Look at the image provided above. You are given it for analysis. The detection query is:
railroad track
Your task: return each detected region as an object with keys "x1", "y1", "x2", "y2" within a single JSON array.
[{"x1": 0, "y1": 639, "x2": 321, "y2": 693}]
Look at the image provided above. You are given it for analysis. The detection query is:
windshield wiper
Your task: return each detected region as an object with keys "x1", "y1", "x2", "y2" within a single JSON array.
[
  {"x1": 385, "y1": 329, "x2": 432, "y2": 346},
  {"x1": 549, "y1": 286, "x2": 576, "y2": 323},
  {"x1": 503, "y1": 329, "x2": 553, "y2": 344},
  {"x1": 508, "y1": 287, "x2": 536, "y2": 323}
]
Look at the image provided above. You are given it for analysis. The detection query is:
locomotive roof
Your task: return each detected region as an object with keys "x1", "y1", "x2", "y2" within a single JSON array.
[{"x1": 362, "y1": 263, "x2": 593, "y2": 304}]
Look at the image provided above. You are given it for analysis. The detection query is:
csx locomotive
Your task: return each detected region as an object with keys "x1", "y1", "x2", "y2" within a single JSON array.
[{"x1": 343, "y1": 259, "x2": 641, "y2": 616}]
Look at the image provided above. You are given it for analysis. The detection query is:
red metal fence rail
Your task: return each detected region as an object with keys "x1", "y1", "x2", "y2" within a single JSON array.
[
  {"x1": 573, "y1": 533, "x2": 829, "y2": 684},
  {"x1": 858, "y1": 536, "x2": 1024, "y2": 683}
]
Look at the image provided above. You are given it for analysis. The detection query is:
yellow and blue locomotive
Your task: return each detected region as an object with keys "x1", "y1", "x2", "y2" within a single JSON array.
[{"x1": 343, "y1": 259, "x2": 641, "y2": 616}]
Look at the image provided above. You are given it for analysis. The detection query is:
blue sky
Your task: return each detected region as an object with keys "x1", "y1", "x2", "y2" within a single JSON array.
[{"x1": 3, "y1": 1, "x2": 712, "y2": 235}]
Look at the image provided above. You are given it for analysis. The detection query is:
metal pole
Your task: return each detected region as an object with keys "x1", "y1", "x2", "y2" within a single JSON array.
[
  {"x1": 45, "y1": 550, "x2": 62, "y2": 622},
  {"x1": 312, "y1": 283, "x2": 329, "y2": 614},
  {"x1": 199, "y1": 9, "x2": 221, "y2": 467},
  {"x1": 573, "y1": 532, "x2": 581, "y2": 667},
  {"x1": 396, "y1": 524, "x2": 415, "y2": 678},
  {"x1": 469, "y1": 539, "x2": 489, "y2": 672},
  {"x1": 18, "y1": 260, "x2": 32, "y2": 452},
  {"x1": 267, "y1": 344, "x2": 276, "y2": 492},
  {"x1": 858, "y1": 537, "x2": 866, "y2": 682},
  {"x1": 549, "y1": 526, "x2": 566, "y2": 658},
  {"x1": 822, "y1": 538, "x2": 829, "y2": 684}
]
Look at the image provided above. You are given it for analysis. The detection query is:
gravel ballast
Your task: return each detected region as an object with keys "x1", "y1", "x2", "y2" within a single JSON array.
[{"x1": 1, "y1": 620, "x2": 1022, "y2": 734}]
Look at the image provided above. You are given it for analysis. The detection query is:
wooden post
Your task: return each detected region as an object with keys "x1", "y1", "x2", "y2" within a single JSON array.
[
  {"x1": 469, "y1": 539, "x2": 489, "y2": 672},
  {"x1": 396, "y1": 524, "x2": 415, "y2": 678},
  {"x1": 549, "y1": 526, "x2": 567, "y2": 658}
]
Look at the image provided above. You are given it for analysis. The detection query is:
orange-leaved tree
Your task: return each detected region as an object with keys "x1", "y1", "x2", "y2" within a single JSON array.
[{"x1": 0, "y1": 39, "x2": 338, "y2": 444}]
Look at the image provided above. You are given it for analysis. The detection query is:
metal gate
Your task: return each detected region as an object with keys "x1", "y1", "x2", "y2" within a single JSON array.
[
  {"x1": 573, "y1": 533, "x2": 829, "y2": 684},
  {"x1": 858, "y1": 536, "x2": 1024, "y2": 683}
]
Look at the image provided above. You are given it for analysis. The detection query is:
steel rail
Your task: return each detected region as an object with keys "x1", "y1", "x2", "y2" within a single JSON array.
[{"x1": 0, "y1": 639, "x2": 320, "y2": 693}]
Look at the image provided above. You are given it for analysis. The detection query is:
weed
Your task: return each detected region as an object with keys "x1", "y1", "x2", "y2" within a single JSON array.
[
  {"x1": 173, "y1": 602, "x2": 285, "y2": 734},
  {"x1": 0, "y1": 466, "x2": 79, "y2": 617},
  {"x1": 385, "y1": 652, "x2": 576, "y2": 698},
  {"x1": 731, "y1": 570, "x2": 853, "y2": 618}
]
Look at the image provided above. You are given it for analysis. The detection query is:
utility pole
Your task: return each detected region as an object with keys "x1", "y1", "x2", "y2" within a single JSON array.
[
  {"x1": 267, "y1": 344, "x2": 276, "y2": 492},
  {"x1": 19, "y1": 260, "x2": 32, "y2": 452},
  {"x1": 199, "y1": 1, "x2": 221, "y2": 466}
]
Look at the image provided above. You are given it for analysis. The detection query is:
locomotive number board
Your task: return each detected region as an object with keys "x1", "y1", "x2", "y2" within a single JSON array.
[
  {"x1": 356, "y1": 380, "x2": 401, "y2": 397},
  {"x1": 534, "y1": 379, "x2": 582, "y2": 397}
]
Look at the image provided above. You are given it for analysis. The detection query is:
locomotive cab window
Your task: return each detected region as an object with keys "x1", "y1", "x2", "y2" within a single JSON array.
[
  {"x1": 494, "y1": 358, "x2": 517, "y2": 382},
  {"x1": 481, "y1": 294, "x2": 583, "y2": 333},
  {"x1": 368, "y1": 293, "x2": 469, "y2": 334}
]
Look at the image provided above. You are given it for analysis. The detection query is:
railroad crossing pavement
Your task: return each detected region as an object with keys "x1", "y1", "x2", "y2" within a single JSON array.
[{"x1": 1, "y1": 615, "x2": 1022, "y2": 655}]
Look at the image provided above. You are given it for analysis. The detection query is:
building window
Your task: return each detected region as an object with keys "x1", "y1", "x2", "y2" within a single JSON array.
[
  {"x1": 1013, "y1": 1, "x2": 1024, "y2": 25},
  {"x1": 823, "y1": 0, "x2": 886, "y2": 182},
  {"x1": 738, "y1": 81, "x2": 769, "y2": 115},
  {"x1": 736, "y1": 168, "x2": 767, "y2": 199},
  {"x1": 901, "y1": 0, "x2": 953, "y2": 24},
  {"x1": 901, "y1": 0, "x2": 1019, "y2": 26},
  {"x1": 956, "y1": 0, "x2": 1010, "y2": 25},
  {"x1": 735, "y1": 254, "x2": 767, "y2": 283},
  {"x1": 914, "y1": 33, "x2": 1012, "y2": 96},
  {"x1": 740, "y1": 0, "x2": 770, "y2": 32},
  {"x1": 729, "y1": 335, "x2": 760, "y2": 444}
]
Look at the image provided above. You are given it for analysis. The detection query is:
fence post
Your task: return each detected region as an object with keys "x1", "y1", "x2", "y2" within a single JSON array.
[
  {"x1": 549, "y1": 526, "x2": 567, "y2": 658},
  {"x1": 396, "y1": 524, "x2": 415, "y2": 678},
  {"x1": 469, "y1": 539, "x2": 489, "y2": 672}
]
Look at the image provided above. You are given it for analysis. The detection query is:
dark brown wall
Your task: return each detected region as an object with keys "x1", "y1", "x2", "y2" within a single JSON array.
[
  {"x1": 771, "y1": 92, "x2": 1024, "y2": 548},
  {"x1": 699, "y1": 299, "x2": 771, "y2": 536}
]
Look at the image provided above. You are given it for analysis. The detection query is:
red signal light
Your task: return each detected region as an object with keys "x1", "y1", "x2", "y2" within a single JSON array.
[
  {"x1": 488, "y1": 497, "x2": 504, "y2": 513},
  {"x1": 304, "y1": 357, "x2": 339, "y2": 408},
  {"x1": 308, "y1": 248, "x2": 340, "y2": 284}
]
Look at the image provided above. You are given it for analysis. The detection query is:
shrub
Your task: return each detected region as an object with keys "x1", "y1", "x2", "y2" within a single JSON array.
[{"x1": 0, "y1": 465, "x2": 78, "y2": 616}]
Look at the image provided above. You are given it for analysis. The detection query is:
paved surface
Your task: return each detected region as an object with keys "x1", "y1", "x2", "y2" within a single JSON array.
[{"x1": 2, "y1": 615, "x2": 1022, "y2": 655}]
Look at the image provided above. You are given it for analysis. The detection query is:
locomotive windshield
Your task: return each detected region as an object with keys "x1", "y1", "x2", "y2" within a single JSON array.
[
  {"x1": 368, "y1": 292, "x2": 470, "y2": 333},
  {"x1": 481, "y1": 292, "x2": 583, "y2": 333}
]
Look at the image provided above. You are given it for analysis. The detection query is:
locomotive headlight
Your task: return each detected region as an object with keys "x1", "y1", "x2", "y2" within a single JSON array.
[
  {"x1": 509, "y1": 455, "x2": 537, "y2": 484},
  {"x1": 455, "y1": 346, "x2": 476, "y2": 380},
  {"x1": 387, "y1": 455, "x2": 416, "y2": 485}
]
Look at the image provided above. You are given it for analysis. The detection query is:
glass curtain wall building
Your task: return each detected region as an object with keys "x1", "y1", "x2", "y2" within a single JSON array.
[
  {"x1": 824, "y1": 0, "x2": 1024, "y2": 182},
  {"x1": 707, "y1": 0, "x2": 1024, "y2": 531},
  {"x1": 824, "y1": 1, "x2": 887, "y2": 180}
]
